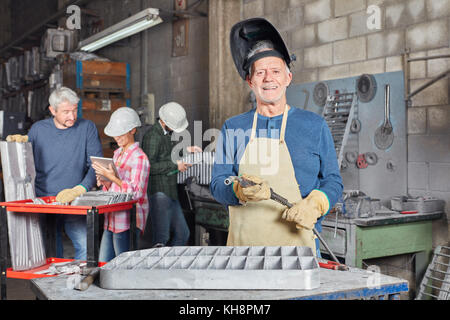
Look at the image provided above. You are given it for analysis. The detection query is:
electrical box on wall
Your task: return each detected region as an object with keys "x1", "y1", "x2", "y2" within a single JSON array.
[{"x1": 286, "y1": 71, "x2": 407, "y2": 206}]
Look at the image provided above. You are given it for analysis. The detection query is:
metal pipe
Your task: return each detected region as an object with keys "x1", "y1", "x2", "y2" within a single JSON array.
[
  {"x1": 407, "y1": 68, "x2": 450, "y2": 99},
  {"x1": 407, "y1": 54, "x2": 450, "y2": 62}
]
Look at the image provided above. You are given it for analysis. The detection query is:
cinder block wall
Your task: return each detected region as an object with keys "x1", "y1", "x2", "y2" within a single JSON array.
[{"x1": 242, "y1": 0, "x2": 450, "y2": 297}]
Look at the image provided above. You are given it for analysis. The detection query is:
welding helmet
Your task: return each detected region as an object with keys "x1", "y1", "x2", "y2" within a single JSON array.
[
  {"x1": 230, "y1": 18, "x2": 295, "y2": 80},
  {"x1": 159, "y1": 102, "x2": 188, "y2": 133},
  {"x1": 104, "y1": 107, "x2": 141, "y2": 137}
]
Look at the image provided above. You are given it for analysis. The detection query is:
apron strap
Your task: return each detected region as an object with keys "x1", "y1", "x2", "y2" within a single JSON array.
[
  {"x1": 250, "y1": 105, "x2": 290, "y2": 143},
  {"x1": 279, "y1": 104, "x2": 289, "y2": 144},
  {"x1": 250, "y1": 109, "x2": 258, "y2": 142}
]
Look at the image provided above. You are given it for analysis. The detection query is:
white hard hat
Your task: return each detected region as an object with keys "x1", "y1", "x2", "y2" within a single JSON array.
[
  {"x1": 104, "y1": 107, "x2": 141, "y2": 137},
  {"x1": 159, "y1": 102, "x2": 188, "y2": 133}
]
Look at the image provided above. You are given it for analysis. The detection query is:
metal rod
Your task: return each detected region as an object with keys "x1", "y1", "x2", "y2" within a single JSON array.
[
  {"x1": 407, "y1": 54, "x2": 450, "y2": 62},
  {"x1": 407, "y1": 68, "x2": 450, "y2": 99}
]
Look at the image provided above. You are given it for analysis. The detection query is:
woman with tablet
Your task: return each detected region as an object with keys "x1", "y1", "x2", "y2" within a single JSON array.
[{"x1": 92, "y1": 107, "x2": 150, "y2": 262}]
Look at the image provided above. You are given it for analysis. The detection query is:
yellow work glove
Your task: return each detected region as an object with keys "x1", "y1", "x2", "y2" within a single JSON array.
[
  {"x1": 6, "y1": 134, "x2": 28, "y2": 143},
  {"x1": 56, "y1": 185, "x2": 87, "y2": 203},
  {"x1": 281, "y1": 190, "x2": 330, "y2": 230},
  {"x1": 232, "y1": 174, "x2": 271, "y2": 203}
]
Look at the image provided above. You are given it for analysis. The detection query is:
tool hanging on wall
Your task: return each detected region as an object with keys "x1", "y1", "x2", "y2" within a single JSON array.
[
  {"x1": 322, "y1": 91, "x2": 358, "y2": 168},
  {"x1": 374, "y1": 84, "x2": 394, "y2": 150}
]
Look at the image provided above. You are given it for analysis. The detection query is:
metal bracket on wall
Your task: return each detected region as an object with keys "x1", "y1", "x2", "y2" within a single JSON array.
[{"x1": 402, "y1": 51, "x2": 450, "y2": 106}]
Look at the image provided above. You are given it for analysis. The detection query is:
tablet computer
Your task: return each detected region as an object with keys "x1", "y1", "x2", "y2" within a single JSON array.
[{"x1": 90, "y1": 156, "x2": 119, "y2": 182}]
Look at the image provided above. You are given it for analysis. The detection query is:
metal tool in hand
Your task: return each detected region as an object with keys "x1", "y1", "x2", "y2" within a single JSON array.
[{"x1": 225, "y1": 176, "x2": 347, "y2": 269}]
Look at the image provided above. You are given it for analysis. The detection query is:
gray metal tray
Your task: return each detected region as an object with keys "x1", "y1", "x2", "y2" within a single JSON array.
[{"x1": 100, "y1": 246, "x2": 320, "y2": 290}]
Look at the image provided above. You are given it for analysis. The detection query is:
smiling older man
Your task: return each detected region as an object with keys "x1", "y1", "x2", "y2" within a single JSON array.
[{"x1": 210, "y1": 18, "x2": 343, "y2": 256}]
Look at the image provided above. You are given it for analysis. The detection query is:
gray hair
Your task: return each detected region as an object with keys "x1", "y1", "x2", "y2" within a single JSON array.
[
  {"x1": 247, "y1": 40, "x2": 291, "y2": 77},
  {"x1": 49, "y1": 87, "x2": 80, "y2": 109}
]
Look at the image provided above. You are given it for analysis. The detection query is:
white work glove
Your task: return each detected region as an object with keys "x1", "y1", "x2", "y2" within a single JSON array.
[
  {"x1": 282, "y1": 190, "x2": 330, "y2": 230},
  {"x1": 56, "y1": 185, "x2": 87, "y2": 203},
  {"x1": 232, "y1": 174, "x2": 271, "y2": 202},
  {"x1": 6, "y1": 134, "x2": 28, "y2": 143}
]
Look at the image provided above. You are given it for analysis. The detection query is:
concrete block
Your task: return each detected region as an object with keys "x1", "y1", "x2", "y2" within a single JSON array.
[
  {"x1": 408, "y1": 162, "x2": 429, "y2": 190},
  {"x1": 288, "y1": 7, "x2": 304, "y2": 27},
  {"x1": 408, "y1": 134, "x2": 450, "y2": 162},
  {"x1": 407, "y1": 107, "x2": 427, "y2": 134},
  {"x1": 426, "y1": 0, "x2": 450, "y2": 19},
  {"x1": 304, "y1": 0, "x2": 331, "y2": 24},
  {"x1": 243, "y1": 0, "x2": 264, "y2": 19},
  {"x1": 333, "y1": 37, "x2": 366, "y2": 64},
  {"x1": 386, "y1": 55, "x2": 403, "y2": 72},
  {"x1": 265, "y1": 0, "x2": 289, "y2": 15},
  {"x1": 406, "y1": 19, "x2": 448, "y2": 52},
  {"x1": 386, "y1": 2, "x2": 406, "y2": 28},
  {"x1": 386, "y1": 0, "x2": 425, "y2": 28},
  {"x1": 427, "y1": 47, "x2": 450, "y2": 78},
  {"x1": 368, "y1": 30, "x2": 405, "y2": 59},
  {"x1": 335, "y1": 0, "x2": 365, "y2": 17},
  {"x1": 428, "y1": 106, "x2": 450, "y2": 134},
  {"x1": 304, "y1": 43, "x2": 333, "y2": 68},
  {"x1": 410, "y1": 77, "x2": 449, "y2": 107},
  {"x1": 289, "y1": 0, "x2": 313, "y2": 7},
  {"x1": 408, "y1": 51, "x2": 427, "y2": 79},
  {"x1": 292, "y1": 69, "x2": 318, "y2": 84},
  {"x1": 349, "y1": 10, "x2": 382, "y2": 38},
  {"x1": 318, "y1": 64, "x2": 350, "y2": 80},
  {"x1": 291, "y1": 24, "x2": 316, "y2": 49},
  {"x1": 430, "y1": 163, "x2": 450, "y2": 192},
  {"x1": 349, "y1": 58, "x2": 385, "y2": 77},
  {"x1": 317, "y1": 17, "x2": 348, "y2": 43}
]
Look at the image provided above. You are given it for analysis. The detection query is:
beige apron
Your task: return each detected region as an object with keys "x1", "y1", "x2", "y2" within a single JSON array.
[{"x1": 227, "y1": 105, "x2": 316, "y2": 251}]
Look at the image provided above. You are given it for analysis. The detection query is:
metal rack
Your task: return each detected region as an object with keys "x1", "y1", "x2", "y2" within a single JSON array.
[
  {"x1": 416, "y1": 245, "x2": 450, "y2": 300},
  {"x1": 0, "y1": 196, "x2": 138, "y2": 300}
]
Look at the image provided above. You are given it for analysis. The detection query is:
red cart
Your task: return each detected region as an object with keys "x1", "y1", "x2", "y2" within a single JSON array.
[{"x1": 0, "y1": 196, "x2": 137, "y2": 299}]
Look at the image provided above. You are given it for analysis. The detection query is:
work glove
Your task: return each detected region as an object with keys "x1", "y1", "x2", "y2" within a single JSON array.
[
  {"x1": 232, "y1": 174, "x2": 271, "y2": 203},
  {"x1": 56, "y1": 185, "x2": 87, "y2": 204},
  {"x1": 281, "y1": 190, "x2": 330, "y2": 230},
  {"x1": 6, "y1": 134, "x2": 28, "y2": 143}
]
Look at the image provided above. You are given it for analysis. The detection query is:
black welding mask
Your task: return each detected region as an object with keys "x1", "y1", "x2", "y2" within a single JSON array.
[{"x1": 230, "y1": 18, "x2": 295, "y2": 80}]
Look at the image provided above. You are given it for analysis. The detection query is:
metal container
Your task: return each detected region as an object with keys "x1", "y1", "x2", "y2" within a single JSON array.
[{"x1": 100, "y1": 246, "x2": 320, "y2": 290}]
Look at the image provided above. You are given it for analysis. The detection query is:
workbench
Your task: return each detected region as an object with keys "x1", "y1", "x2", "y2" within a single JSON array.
[
  {"x1": 29, "y1": 265, "x2": 408, "y2": 300},
  {"x1": 320, "y1": 211, "x2": 443, "y2": 287}
]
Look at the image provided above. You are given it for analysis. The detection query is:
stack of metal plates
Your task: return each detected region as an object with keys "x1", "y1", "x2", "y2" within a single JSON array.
[
  {"x1": 0, "y1": 141, "x2": 46, "y2": 271},
  {"x1": 70, "y1": 191, "x2": 133, "y2": 207},
  {"x1": 177, "y1": 151, "x2": 215, "y2": 185},
  {"x1": 100, "y1": 246, "x2": 320, "y2": 290}
]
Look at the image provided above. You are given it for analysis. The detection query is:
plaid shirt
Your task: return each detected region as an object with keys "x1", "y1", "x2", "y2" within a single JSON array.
[
  {"x1": 102, "y1": 142, "x2": 150, "y2": 233},
  {"x1": 141, "y1": 121, "x2": 179, "y2": 200}
]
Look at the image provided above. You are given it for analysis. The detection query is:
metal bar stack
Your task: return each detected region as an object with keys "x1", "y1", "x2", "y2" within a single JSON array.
[
  {"x1": 70, "y1": 191, "x2": 134, "y2": 207},
  {"x1": 0, "y1": 141, "x2": 46, "y2": 271},
  {"x1": 322, "y1": 92, "x2": 357, "y2": 168},
  {"x1": 416, "y1": 246, "x2": 450, "y2": 300},
  {"x1": 177, "y1": 151, "x2": 215, "y2": 185}
]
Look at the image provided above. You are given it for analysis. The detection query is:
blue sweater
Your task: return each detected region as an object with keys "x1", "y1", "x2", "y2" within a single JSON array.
[
  {"x1": 28, "y1": 118, "x2": 103, "y2": 197},
  {"x1": 210, "y1": 107, "x2": 343, "y2": 216}
]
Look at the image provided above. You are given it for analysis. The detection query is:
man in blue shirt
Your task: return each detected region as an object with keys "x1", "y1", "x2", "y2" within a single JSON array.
[
  {"x1": 7, "y1": 86, "x2": 103, "y2": 260},
  {"x1": 210, "y1": 18, "x2": 343, "y2": 256}
]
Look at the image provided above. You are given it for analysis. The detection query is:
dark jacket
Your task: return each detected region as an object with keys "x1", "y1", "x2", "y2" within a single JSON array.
[{"x1": 142, "y1": 121, "x2": 179, "y2": 200}]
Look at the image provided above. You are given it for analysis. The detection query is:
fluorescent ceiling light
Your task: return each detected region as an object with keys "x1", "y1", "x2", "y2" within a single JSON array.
[{"x1": 79, "y1": 8, "x2": 162, "y2": 52}]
